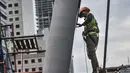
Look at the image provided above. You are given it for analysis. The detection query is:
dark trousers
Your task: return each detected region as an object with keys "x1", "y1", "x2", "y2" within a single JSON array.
[{"x1": 83, "y1": 32, "x2": 99, "y2": 72}]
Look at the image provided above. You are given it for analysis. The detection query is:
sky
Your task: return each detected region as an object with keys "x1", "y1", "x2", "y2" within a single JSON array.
[{"x1": 73, "y1": 0, "x2": 130, "y2": 73}]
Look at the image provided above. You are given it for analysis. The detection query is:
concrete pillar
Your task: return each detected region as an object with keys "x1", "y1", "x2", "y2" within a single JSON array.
[{"x1": 43, "y1": 0, "x2": 80, "y2": 73}]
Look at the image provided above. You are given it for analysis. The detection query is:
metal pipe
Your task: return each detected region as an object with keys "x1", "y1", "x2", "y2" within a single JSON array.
[
  {"x1": 1, "y1": 24, "x2": 12, "y2": 27},
  {"x1": 34, "y1": 35, "x2": 39, "y2": 50},
  {"x1": 43, "y1": 0, "x2": 80, "y2": 73},
  {"x1": 1, "y1": 34, "x2": 44, "y2": 40},
  {"x1": 4, "y1": 61, "x2": 6, "y2": 73},
  {"x1": 21, "y1": 51, "x2": 23, "y2": 72},
  {"x1": 0, "y1": 5, "x2": 4, "y2": 73},
  {"x1": 103, "y1": 0, "x2": 111, "y2": 72},
  {"x1": 11, "y1": 23, "x2": 14, "y2": 36},
  {"x1": 9, "y1": 50, "x2": 46, "y2": 55},
  {"x1": 13, "y1": 50, "x2": 17, "y2": 72}
]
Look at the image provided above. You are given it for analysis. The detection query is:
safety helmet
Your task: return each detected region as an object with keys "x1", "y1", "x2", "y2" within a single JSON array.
[
  {"x1": 80, "y1": 7, "x2": 90, "y2": 13},
  {"x1": 79, "y1": 7, "x2": 90, "y2": 18}
]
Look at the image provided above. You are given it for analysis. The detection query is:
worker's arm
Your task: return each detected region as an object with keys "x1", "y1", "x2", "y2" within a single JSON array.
[
  {"x1": 82, "y1": 13, "x2": 93, "y2": 26},
  {"x1": 77, "y1": 13, "x2": 93, "y2": 27}
]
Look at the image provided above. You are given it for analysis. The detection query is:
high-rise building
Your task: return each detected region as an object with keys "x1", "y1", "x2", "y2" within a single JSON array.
[
  {"x1": 7, "y1": 0, "x2": 35, "y2": 36},
  {"x1": 35, "y1": 0, "x2": 54, "y2": 36},
  {"x1": 7, "y1": 0, "x2": 45, "y2": 73},
  {"x1": 0, "y1": 0, "x2": 7, "y2": 26},
  {"x1": 7, "y1": 0, "x2": 24, "y2": 36},
  {"x1": 0, "y1": 0, "x2": 7, "y2": 72}
]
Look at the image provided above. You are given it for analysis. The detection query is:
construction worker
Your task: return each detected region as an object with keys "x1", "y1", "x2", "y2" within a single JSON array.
[{"x1": 77, "y1": 7, "x2": 100, "y2": 73}]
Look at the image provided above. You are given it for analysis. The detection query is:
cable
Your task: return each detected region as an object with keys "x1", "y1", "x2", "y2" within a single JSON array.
[{"x1": 83, "y1": 42, "x2": 88, "y2": 73}]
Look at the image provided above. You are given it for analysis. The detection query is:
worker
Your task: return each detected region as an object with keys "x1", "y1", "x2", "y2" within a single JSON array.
[{"x1": 77, "y1": 7, "x2": 100, "y2": 73}]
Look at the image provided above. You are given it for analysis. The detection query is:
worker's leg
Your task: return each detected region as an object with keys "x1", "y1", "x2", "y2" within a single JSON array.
[
  {"x1": 85, "y1": 33, "x2": 99, "y2": 72},
  {"x1": 90, "y1": 52, "x2": 99, "y2": 73}
]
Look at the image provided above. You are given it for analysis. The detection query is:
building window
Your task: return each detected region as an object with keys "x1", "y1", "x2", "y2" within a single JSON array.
[
  {"x1": 32, "y1": 68, "x2": 36, "y2": 71},
  {"x1": 14, "y1": 3, "x2": 18, "y2": 7},
  {"x1": 8, "y1": 4, "x2": 12, "y2": 7},
  {"x1": 25, "y1": 68, "x2": 29, "y2": 72},
  {"x1": 18, "y1": 69, "x2": 21, "y2": 72},
  {"x1": 43, "y1": 14, "x2": 48, "y2": 17},
  {"x1": 15, "y1": 10, "x2": 19, "y2": 14},
  {"x1": 16, "y1": 32, "x2": 20, "y2": 35},
  {"x1": 38, "y1": 59, "x2": 42, "y2": 63},
  {"x1": 15, "y1": 17, "x2": 19, "y2": 21},
  {"x1": 9, "y1": 11, "x2": 13, "y2": 14},
  {"x1": 43, "y1": 18, "x2": 48, "y2": 21},
  {"x1": 9, "y1": 18, "x2": 13, "y2": 22},
  {"x1": 24, "y1": 60, "x2": 28, "y2": 64},
  {"x1": 39, "y1": 67, "x2": 42, "y2": 71},
  {"x1": 39, "y1": 19, "x2": 42, "y2": 22},
  {"x1": 16, "y1": 25, "x2": 20, "y2": 28},
  {"x1": 18, "y1": 61, "x2": 21, "y2": 64},
  {"x1": 31, "y1": 59, "x2": 35, "y2": 63}
]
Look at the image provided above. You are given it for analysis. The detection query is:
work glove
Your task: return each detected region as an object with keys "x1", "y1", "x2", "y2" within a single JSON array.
[
  {"x1": 83, "y1": 36, "x2": 86, "y2": 42},
  {"x1": 82, "y1": 34, "x2": 87, "y2": 42},
  {"x1": 82, "y1": 31, "x2": 87, "y2": 36},
  {"x1": 82, "y1": 32, "x2": 87, "y2": 43},
  {"x1": 76, "y1": 23, "x2": 82, "y2": 27}
]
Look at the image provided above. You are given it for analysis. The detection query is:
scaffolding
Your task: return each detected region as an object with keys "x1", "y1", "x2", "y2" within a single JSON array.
[
  {"x1": 0, "y1": 24, "x2": 14, "y2": 73},
  {"x1": 0, "y1": 23, "x2": 46, "y2": 73}
]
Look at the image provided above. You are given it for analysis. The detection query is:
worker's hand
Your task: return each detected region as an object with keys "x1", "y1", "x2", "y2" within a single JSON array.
[
  {"x1": 76, "y1": 23, "x2": 82, "y2": 27},
  {"x1": 82, "y1": 31, "x2": 87, "y2": 36},
  {"x1": 78, "y1": 13, "x2": 83, "y2": 18},
  {"x1": 83, "y1": 36, "x2": 86, "y2": 42},
  {"x1": 82, "y1": 31, "x2": 85, "y2": 36}
]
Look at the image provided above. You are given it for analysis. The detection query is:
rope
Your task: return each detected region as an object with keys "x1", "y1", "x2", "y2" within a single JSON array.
[{"x1": 83, "y1": 41, "x2": 88, "y2": 73}]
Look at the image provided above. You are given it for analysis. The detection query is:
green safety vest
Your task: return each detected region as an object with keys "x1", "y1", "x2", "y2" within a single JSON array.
[{"x1": 84, "y1": 14, "x2": 99, "y2": 35}]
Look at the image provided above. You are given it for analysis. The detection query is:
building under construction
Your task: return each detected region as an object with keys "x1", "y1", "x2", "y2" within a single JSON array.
[{"x1": 35, "y1": 0, "x2": 54, "y2": 35}]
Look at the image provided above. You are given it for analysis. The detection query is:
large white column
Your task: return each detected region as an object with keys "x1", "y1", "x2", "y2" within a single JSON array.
[{"x1": 43, "y1": 0, "x2": 80, "y2": 73}]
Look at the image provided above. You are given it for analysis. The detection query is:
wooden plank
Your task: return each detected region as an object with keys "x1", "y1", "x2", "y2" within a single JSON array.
[
  {"x1": 25, "y1": 39, "x2": 31, "y2": 49},
  {"x1": 34, "y1": 36, "x2": 39, "y2": 50},
  {"x1": 20, "y1": 40, "x2": 26, "y2": 49},
  {"x1": 15, "y1": 40, "x2": 22, "y2": 49},
  {"x1": 12, "y1": 39, "x2": 18, "y2": 52},
  {"x1": 30, "y1": 39, "x2": 35, "y2": 49}
]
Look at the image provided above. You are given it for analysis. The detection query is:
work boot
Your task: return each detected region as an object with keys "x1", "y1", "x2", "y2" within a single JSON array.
[
  {"x1": 92, "y1": 67, "x2": 100, "y2": 73},
  {"x1": 92, "y1": 70, "x2": 98, "y2": 73}
]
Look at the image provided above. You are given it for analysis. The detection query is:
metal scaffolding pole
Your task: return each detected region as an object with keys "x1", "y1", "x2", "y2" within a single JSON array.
[
  {"x1": 0, "y1": 6, "x2": 4, "y2": 73},
  {"x1": 43, "y1": 0, "x2": 80, "y2": 73},
  {"x1": 1, "y1": 34, "x2": 44, "y2": 40},
  {"x1": 103, "y1": 0, "x2": 111, "y2": 72}
]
